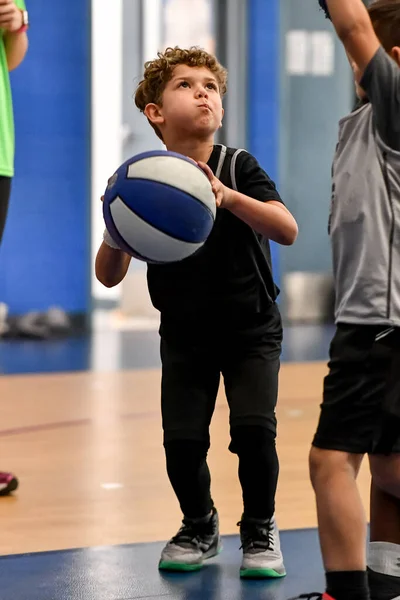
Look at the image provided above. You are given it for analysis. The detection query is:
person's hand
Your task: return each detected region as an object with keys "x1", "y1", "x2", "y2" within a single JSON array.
[
  {"x1": 197, "y1": 161, "x2": 234, "y2": 208},
  {"x1": 101, "y1": 174, "x2": 117, "y2": 203},
  {"x1": 0, "y1": 0, "x2": 23, "y2": 32}
]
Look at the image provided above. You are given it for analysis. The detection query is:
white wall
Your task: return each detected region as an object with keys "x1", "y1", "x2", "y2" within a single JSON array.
[
  {"x1": 91, "y1": 0, "x2": 123, "y2": 301},
  {"x1": 91, "y1": 0, "x2": 216, "y2": 313},
  {"x1": 142, "y1": 0, "x2": 163, "y2": 62}
]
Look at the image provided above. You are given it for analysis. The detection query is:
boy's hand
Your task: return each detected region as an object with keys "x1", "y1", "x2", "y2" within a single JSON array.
[
  {"x1": 101, "y1": 174, "x2": 115, "y2": 203},
  {"x1": 0, "y1": 0, "x2": 23, "y2": 32},
  {"x1": 101, "y1": 180, "x2": 121, "y2": 249},
  {"x1": 197, "y1": 161, "x2": 234, "y2": 208}
]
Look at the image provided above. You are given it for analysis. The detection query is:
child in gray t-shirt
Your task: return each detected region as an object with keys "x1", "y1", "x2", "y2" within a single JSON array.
[{"x1": 293, "y1": 2, "x2": 400, "y2": 600}]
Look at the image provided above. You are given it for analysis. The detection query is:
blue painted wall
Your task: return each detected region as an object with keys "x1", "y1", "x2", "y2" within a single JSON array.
[
  {"x1": 247, "y1": 0, "x2": 281, "y2": 287},
  {"x1": 0, "y1": 1, "x2": 91, "y2": 315}
]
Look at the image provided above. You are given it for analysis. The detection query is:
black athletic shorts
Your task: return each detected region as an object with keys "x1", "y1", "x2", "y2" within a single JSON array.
[
  {"x1": 160, "y1": 304, "x2": 282, "y2": 445},
  {"x1": 0, "y1": 176, "x2": 12, "y2": 245},
  {"x1": 313, "y1": 324, "x2": 400, "y2": 455}
]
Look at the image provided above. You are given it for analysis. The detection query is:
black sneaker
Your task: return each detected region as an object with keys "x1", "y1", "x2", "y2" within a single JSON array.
[
  {"x1": 368, "y1": 567, "x2": 400, "y2": 600},
  {"x1": 159, "y1": 507, "x2": 221, "y2": 572},
  {"x1": 0, "y1": 472, "x2": 18, "y2": 496}
]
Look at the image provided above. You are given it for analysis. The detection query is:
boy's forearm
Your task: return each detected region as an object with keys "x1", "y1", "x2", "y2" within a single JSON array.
[
  {"x1": 4, "y1": 31, "x2": 28, "y2": 71},
  {"x1": 325, "y1": 0, "x2": 371, "y2": 38},
  {"x1": 95, "y1": 242, "x2": 132, "y2": 288},
  {"x1": 227, "y1": 192, "x2": 298, "y2": 246},
  {"x1": 325, "y1": 0, "x2": 380, "y2": 71}
]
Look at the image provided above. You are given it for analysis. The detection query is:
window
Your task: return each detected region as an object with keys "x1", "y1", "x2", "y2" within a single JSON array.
[{"x1": 163, "y1": 0, "x2": 216, "y2": 53}]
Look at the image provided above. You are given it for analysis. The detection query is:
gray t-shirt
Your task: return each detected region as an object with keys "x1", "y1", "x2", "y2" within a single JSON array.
[
  {"x1": 330, "y1": 47, "x2": 400, "y2": 326},
  {"x1": 361, "y1": 47, "x2": 400, "y2": 150}
]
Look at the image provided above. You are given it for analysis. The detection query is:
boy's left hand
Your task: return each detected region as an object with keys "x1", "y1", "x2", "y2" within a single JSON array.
[{"x1": 197, "y1": 161, "x2": 234, "y2": 208}]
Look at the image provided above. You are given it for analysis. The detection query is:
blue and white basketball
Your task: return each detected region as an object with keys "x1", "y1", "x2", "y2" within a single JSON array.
[{"x1": 103, "y1": 150, "x2": 216, "y2": 263}]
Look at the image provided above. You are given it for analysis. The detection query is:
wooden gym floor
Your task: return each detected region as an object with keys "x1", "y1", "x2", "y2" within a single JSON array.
[
  {"x1": 0, "y1": 361, "x2": 372, "y2": 557},
  {"x1": 0, "y1": 325, "x2": 373, "y2": 599}
]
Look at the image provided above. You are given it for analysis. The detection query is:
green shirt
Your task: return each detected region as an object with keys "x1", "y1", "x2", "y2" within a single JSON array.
[{"x1": 0, "y1": 0, "x2": 26, "y2": 177}]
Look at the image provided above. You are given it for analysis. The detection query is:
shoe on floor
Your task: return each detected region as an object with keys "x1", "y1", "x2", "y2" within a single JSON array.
[
  {"x1": 0, "y1": 472, "x2": 18, "y2": 496},
  {"x1": 159, "y1": 507, "x2": 221, "y2": 572},
  {"x1": 239, "y1": 514, "x2": 286, "y2": 579},
  {"x1": 287, "y1": 594, "x2": 335, "y2": 600}
]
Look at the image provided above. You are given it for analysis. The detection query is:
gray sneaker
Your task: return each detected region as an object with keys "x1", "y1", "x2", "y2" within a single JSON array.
[
  {"x1": 239, "y1": 515, "x2": 286, "y2": 579},
  {"x1": 159, "y1": 508, "x2": 221, "y2": 572}
]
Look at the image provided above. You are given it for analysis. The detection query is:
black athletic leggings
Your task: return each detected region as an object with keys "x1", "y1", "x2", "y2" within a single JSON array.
[
  {"x1": 161, "y1": 306, "x2": 282, "y2": 520},
  {"x1": 0, "y1": 176, "x2": 12, "y2": 245}
]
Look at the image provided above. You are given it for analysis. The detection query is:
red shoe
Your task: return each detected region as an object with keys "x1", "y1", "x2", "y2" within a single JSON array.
[
  {"x1": 0, "y1": 472, "x2": 18, "y2": 496},
  {"x1": 288, "y1": 594, "x2": 335, "y2": 600}
]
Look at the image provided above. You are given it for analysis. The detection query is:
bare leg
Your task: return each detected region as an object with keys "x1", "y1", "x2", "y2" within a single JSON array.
[
  {"x1": 309, "y1": 447, "x2": 366, "y2": 571},
  {"x1": 370, "y1": 481, "x2": 400, "y2": 544},
  {"x1": 368, "y1": 456, "x2": 400, "y2": 600}
]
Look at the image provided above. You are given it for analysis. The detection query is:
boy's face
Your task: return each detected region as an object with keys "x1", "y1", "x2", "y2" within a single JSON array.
[{"x1": 147, "y1": 64, "x2": 224, "y2": 140}]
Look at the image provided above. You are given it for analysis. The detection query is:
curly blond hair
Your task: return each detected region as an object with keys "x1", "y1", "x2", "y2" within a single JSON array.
[{"x1": 135, "y1": 46, "x2": 228, "y2": 141}]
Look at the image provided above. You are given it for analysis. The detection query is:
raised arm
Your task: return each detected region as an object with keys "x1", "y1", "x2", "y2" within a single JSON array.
[{"x1": 320, "y1": 0, "x2": 380, "y2": 74}]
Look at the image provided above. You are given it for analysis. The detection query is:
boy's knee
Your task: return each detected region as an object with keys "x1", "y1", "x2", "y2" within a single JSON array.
[
  {"x1": 309, "y1": 446, "x2": 362, "y2": 489},
  {"x1": 229, "y1": 424, "x2": 276, "y2": 456},
  {"x1": 164, "y1": 439, "x2": 209, "y2": 467},
  {"x1": 370, "y1": 455, "x2": 400, "y2": 498}
]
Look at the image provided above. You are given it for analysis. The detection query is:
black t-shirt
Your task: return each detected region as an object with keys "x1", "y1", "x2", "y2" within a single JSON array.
[{"x1": 147, "y1": 145, "x2": 283, "y2": 326}]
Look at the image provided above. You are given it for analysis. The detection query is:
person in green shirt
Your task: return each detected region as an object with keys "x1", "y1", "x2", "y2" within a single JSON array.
[
  {"x1": 0, "y1": 0, "x2": 28, "y2": 496},
  {"x1": 0, "y1": 0, "x2": 28, "y2": 243}
]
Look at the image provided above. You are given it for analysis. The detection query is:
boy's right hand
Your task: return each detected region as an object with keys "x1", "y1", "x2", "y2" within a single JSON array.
[{"x1": 101, "y1": 186, "x2": 121, "y2": 249}]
